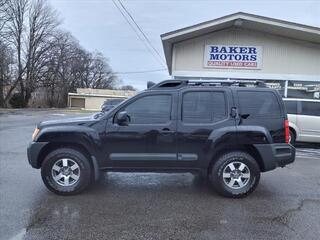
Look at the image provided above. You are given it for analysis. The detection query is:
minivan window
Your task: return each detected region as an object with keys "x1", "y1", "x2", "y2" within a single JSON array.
[
  {"x1": 182, "y1": 91, "x2": 226, "y2": 123},
  {"x1": 284, "y1": 100, "x2": 298, "y2": 114},
  {"x1": 301, "y1": 102, "x2": 320, "y2": 116},
  {"x1": 124, "y1": 95, "x2": 172, "y2": 124},
  {"x1": 238, "y1": 91, "x2": 281, "y2": 117}
]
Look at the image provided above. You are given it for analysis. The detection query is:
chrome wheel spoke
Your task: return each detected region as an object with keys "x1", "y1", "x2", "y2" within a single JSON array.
[
  {"x1": 70, "y1": 164, "x2": 79, "y2": 171},
  {"x1": 236, "y1": 179, "x2": 244, "y2": 188},
  {"x1": 62, "y1": 159, "x2": 68, "y2": 167},
  {"x1": 227, "y1": 178, "x2": 236, "y2": 187},
  {"x1": 238, "y1": 163, "x2": 246, "y2": 171},
  {"x1": 223, "y1": 172, "x2": 231, "y2": 178},
  {"x1": 70, "y1": 173, "x2": 79, "y2": 181},
  {"x1": 228, "y1": 163, "x2": 235, "y2": 171},
  {"x1": 63, "y1": 176, "x2": 70, "y2": 186},
  {"x1": 53, "y1": 173, "x2": 63, "y2": 182},
  {"x1": 242, "y1": 173, "x2": 250, "y2": 179},
  {"x1": 52, "y1": 164, "x2": 61, "y2": 172}
]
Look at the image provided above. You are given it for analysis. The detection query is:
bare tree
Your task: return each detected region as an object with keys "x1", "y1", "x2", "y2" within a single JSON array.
[
  {"x1": 119, "y1": 85, "x2": 136, "y2": 91},
  {"x1": 3, "y1": 0, "x2": 28, "y2": 106},
  {"x1": 0, "y1": 41, "x2": 14, "y2": 107},
  {"x1": 38, "y1": 31, "x2": 118, "y2": 107},
  {"x1": 0, "y1": 0, "x2": 12, "y2": 107},
  {"x1": 24, "y1": 0, "x2": 60, "y2": 104},
  {"x1": 0, "y1": 0, "x2": 118, "y2": 108},
  {"x1": 0, "y1": 0, "x2": 10, "y2": 34},
  {"x1": 40, "y1": 31, "x2": 79, "y2": 107},
  {"x1": 90, "y1": 52, "x2": 118, "y2": 89},
  {"x1": 73, "y1": 51, "x2": 118, "y2": 89}
]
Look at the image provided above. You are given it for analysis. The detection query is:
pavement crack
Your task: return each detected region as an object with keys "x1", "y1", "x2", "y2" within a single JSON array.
[{"x1": 271, "y1": 198, "x2": 320, "y2": 232}]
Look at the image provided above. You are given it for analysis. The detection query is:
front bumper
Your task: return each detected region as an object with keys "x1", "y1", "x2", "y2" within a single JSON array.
[
  {"x1": 27, "y1": 142, "x2": 48, "y2": 168},
  {"x1": 254, "y1": 143, "x2": 296, "y2": 171}
]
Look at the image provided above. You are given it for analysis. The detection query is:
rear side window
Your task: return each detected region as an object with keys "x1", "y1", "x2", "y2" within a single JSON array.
[
  {"x1": 301, "y1": 102, "x2": 320, "y2": 116},
  {"x1": 182, "y1": 91, "x2": 227, "y2": 123},
  {"x1": 238, "y1": 91, "x2": 281, "y2": 117},
  {"x1": 284, "y1": 100, "x2": 298, "y2": 114}
]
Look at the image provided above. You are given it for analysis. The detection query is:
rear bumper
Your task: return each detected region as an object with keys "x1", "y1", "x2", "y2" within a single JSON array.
[
  {"x1": 254, "y1": 143, "x2": 296, "y2": 171},
  {"x1": 27, "y1": 142, "x2": 48, "y2": 168}
]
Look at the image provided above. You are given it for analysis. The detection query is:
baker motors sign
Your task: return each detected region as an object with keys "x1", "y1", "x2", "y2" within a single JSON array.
[{"x1": 204, "y1": 45, "x2": 263, "y2": 69}]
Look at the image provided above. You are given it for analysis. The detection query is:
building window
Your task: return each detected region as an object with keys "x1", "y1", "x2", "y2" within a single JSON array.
[{"x1": 286, "y1": 81, "x2": 320, "y2": 99}]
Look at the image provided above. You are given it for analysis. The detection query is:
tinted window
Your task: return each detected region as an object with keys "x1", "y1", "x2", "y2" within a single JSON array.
[
  {"x1": 124, "y1": 95, "x2": 171, "y2": 124},
  {"x1": 107, "y1": 99, "x2": 124, "y2": 105},
  {"x1": 238, "y1": 91, "x2": 281, "y2": 117},
  {"x1": 301, "y1": 102, "x2": 320, "y2": 116},
  {"x1": 182, "y1": 91, "x2": 226, "y2": 123},
  {"x1": 213, "y1": 92, "x2": 227, "y2": 121},
  {"x1": 284, "y1": 100, "x2": 298, "y2": 114}
]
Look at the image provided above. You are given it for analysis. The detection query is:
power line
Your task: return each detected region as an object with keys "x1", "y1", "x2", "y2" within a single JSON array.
[
  {"x1": 111, "y1": 0, "x2": 167, "y2": 69},
  {"x1": 112, "y1": 0, "x2": 166, "y2": 68},
  {"x1": 117, "y1": 0, "x2": 166, "y2": 66}
]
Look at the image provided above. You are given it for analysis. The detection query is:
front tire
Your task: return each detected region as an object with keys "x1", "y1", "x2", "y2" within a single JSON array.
[
  {"x1": 209, "y1": 151, "x2": 260, "y2": 198},
  {"x1": 41, "y1": 148, "x2": 92, "y2": 195}
]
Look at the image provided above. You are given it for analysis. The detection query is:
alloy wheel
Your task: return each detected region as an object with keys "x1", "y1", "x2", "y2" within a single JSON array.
[
  {"x1": 222, "y1": 161, "x2": 251, "y2": 189},
  {"x1": 51, "y1": 158, "x2": 80, "y2": 187}
]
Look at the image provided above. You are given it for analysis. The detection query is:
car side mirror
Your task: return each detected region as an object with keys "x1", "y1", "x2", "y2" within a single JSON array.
[{"x1": 117, "y1": 111, "x2": 129, "y2": 126}]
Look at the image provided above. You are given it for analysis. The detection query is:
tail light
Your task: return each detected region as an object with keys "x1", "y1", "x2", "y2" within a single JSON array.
[{"x1": 284, "y1": 120, "x2": 289, "y2": 144}]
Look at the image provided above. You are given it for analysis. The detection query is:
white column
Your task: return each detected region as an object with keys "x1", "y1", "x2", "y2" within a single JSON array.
[{"x1": 284, "y1": 80, "x2": 288, "y2": 97}]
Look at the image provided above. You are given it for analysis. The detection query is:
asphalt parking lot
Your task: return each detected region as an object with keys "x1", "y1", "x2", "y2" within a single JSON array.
[{"x1": 0, "y1": 109, "x2": 320, "y2": 240}]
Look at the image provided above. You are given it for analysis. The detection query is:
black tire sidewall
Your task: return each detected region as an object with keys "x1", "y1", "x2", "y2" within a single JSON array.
[
  {"x1": 210, "y1": 152, "x2": 260, "y2": 198},
  {"x1": 41, "y1": 148, "x2": 92, "y2": 195},
  {"x1": 289, "y1": 130, "x2": 296, "y2": 145}
]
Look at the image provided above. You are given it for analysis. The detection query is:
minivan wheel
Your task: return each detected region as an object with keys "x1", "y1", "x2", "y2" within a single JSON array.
[
  {"x1": 289, "y1": 130, "x2": 296, "y2": 145},
  {"x1": 209, "y1": 151, "x2": 260, "y2": 198},
  {"x1": 41, "y1": 148, "x2": 92, "y2": 195}
]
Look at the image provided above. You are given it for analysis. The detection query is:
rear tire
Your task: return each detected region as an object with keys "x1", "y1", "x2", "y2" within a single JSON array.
[
  {"x1": 41, "y1": 148, "x2": 92, "y2": 195},
  {"x1": 289, "y1": 130, "x2": 296, "y2": 145},
  {"x1": 209, "y1": 151, "x2": 260, "y2": 198}
]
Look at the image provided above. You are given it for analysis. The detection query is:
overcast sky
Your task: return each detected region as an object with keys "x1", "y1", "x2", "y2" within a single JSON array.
[{"x1": 49, "y1": 0, "x2": 320, "y2": 90}]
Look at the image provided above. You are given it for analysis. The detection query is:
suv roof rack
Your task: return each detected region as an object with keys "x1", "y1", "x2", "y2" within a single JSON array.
[
  {"x1": 148, "y1": 79, "x2": 267, "y2": 89},
  {"x1": 188, "y1": 79, "x2": 267, "y2": 87}
]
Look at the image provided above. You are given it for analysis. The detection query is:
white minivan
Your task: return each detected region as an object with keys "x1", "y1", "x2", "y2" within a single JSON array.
[{"x1": 283, "y1": 98, "x2": 320, "y2": 145}]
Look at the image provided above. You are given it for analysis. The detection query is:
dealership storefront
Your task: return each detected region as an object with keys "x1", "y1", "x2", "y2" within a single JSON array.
[{"x1": 161, "y1": 12, "x2": 320, "y2": 99}]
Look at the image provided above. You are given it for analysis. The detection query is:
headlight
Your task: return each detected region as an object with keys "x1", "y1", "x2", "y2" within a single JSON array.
[{"x1": 32, "y1": 127, "x2": 40, "y2": 141}]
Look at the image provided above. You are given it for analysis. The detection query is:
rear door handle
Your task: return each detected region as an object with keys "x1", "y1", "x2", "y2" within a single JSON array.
[{"x1": 160, "y1": 128, "x2": 174, "y2": 135}]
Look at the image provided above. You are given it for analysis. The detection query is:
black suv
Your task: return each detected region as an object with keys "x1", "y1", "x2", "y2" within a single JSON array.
[{"x1": 28, "y1": 80, "x2": 295, "y2": 198}]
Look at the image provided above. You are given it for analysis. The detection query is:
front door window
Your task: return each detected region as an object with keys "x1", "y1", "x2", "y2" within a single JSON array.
[{"x1": 123, "y1": 95, "x2": 172, "y2": 124}]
